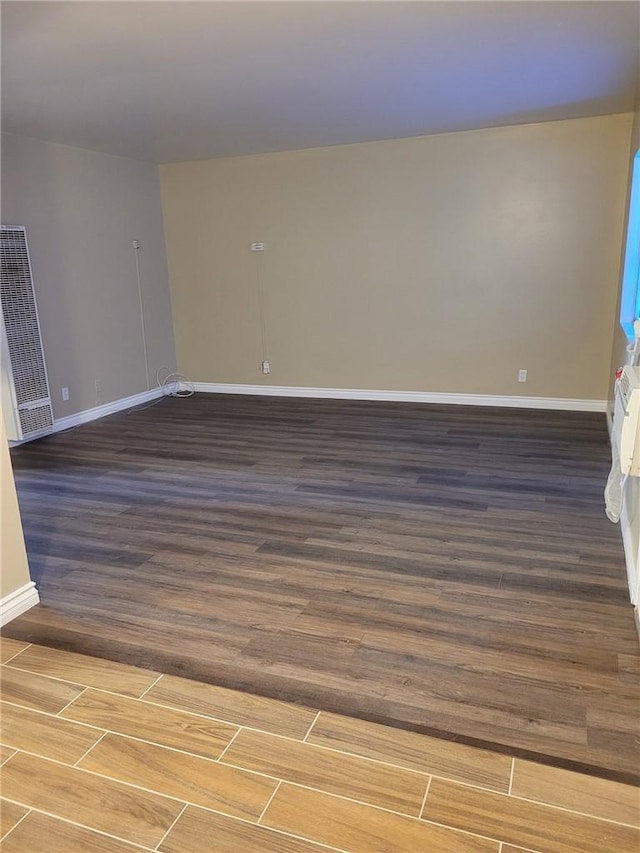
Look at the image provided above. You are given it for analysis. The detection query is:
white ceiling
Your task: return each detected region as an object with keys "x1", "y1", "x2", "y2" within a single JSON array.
[{"x1": 2, "y1": 1, "x2": 639, "y2": 164}]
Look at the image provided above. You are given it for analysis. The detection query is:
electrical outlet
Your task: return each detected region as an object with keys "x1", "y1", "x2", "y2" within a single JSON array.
[
  {"x1": 518, "y1": 369, "x2": 528, "y2": 383},
  {"x1": 61, "y1": 386, "x2": 70, "y2": 401},
  {"x1": 94, "y1": 379, "x2": 103, "y2": 403},
  {"x1": 251, "y1": 242, "x2": 265, "y2": 252},
  {"x1": 261, "y1": 360, "x2": 271, "y2": 374}
]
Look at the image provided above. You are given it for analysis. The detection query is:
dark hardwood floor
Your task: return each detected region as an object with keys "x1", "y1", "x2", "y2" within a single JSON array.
[{"x1": 4, "y1": 394, "x2": 639, "y2": 783}]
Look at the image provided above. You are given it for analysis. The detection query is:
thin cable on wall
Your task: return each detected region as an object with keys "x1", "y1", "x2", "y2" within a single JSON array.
[
  {"x1": 254, "y1": 251, "x2": 269, "y2": 364},
  {"x1": 129, "y1": 240, "x2": 194, "y2": 412},
  {"x1": 156, "y1": 366, "x2": 194, "y2": 398},
  {"x1": 126, "y1": 366, "x2": 194, "y2": 414},
  {"x1": 133, "y1": 240, "x2": 151, "y2": 392}
]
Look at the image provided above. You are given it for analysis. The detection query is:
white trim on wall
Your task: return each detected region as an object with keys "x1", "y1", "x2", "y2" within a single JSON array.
[
  {"x1": 9, "y1": 387, "x2": 164, "y2": 445},
  {"x1": 189, "y1": 382, "x2": 607, "y2": 412},
  {"x1": 54, "y1": 388, "x2": 164, "y2": 432},
  {"x1": 0, "y1": 581, "x2": 39, "y2": 627}
]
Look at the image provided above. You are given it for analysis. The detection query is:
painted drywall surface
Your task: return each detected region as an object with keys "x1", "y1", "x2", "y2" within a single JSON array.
[
  {"x1": 1, "y1": 134, "x2": 176, "y2": 420},
  {"x1": 161, "y1": 113, "x2": 632, "y2": 400},
  {"x1": 0, "y1": 409, "x2": 30, "y2": 598}
]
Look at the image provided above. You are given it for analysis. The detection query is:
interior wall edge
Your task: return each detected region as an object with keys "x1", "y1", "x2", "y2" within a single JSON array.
[{"x1": 0, "y1": 408, "x2": 32, "y2": 599}]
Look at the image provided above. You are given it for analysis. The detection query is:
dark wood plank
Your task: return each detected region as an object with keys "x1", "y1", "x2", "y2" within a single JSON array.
[{"x1": 3, "y1": 394, "x2": 639, "y2": 783}]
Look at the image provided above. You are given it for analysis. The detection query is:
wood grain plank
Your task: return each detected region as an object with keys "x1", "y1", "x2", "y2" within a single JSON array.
[
  {"x1": 422, "y1": 778, "x2": 640, "y2": 853},
  {"x1": 1, "y1": 751, "x2": 182, "y2": 847},
  {"x1": 0, "y1": 701, "x2": 104, "y2": 764},
  {"x1": 5, "y1": 645, "x2": 159, "y2": 698},
  {"x1": 80, "y1": 732, "x2": 277, "y2": 821},
  {"x1": 262, "y1": 782, "x2": 498, "y2": 853},
  {"x1": 511, "y1": 759, "x2": 640, "y2": 827},
  {"x1": 61, "y1": 688, "x2": 237, "y2": 760},
  {"x1": 0, "y1": 639, "x2": 29, "y2": 664},
  {"x1": 145, "y1": 674, "x2": 316, "y2": 739},
  {"x1": 618, "y1": 653, "x2": 640, "y2": 682},
  {"x1": 0, "y1": 665, "x2": 83, "y2": 713},
  {"x1": 307, "y1": 711, "x2": 512, "y2": 792},
  {"x1": 221, "y1": 727, "x2": 427, "y2": 815},
  {"x1": 0, "y1": 799, "x2": 28, "y2": 839},
  {"x1": 1, "y1": 811, "x2": 149, "y2": 852},
  {"x1": 159, "y1": 805, "x2": 338, "y2": 853}
]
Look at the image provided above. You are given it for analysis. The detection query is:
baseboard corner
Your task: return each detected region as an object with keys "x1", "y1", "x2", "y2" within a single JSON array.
[{"x1": 0, "y1": 581, "x2": 39, "y2": 627}]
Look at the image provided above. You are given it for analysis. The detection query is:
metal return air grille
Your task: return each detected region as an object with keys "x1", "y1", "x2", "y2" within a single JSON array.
[
  {"x1": 19, "y1": 404, "x2": 53, "y2": 435},
  {"x1": 1, "y1": 229, "x2": 50, "y2": 405},
  {"x1": 1, "y1": 226, "x2": 53, "y2": 439}
]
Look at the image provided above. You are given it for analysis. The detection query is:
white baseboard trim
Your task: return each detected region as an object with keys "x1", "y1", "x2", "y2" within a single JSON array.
[
  {"x1": 0, "y1": 581, "x2": 39, "y2": 627},
  {"x1": 620, "y1": 500, "x2": 640, "y2": 610},
  {"x1": 190, "y1": 382, "x2": 607, "y2": 412},
  {"x1": 53, "y1": 388, "x2": 164, "y2": 433}
]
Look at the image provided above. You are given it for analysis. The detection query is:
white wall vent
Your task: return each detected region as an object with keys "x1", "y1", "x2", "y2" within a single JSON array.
[{"x1": 0, "y1": 226, "x2": 53, "y2": 441}]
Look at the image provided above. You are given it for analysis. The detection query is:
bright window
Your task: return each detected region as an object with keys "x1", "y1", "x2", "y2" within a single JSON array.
[{"x1": 620, "y1": 149, "x2": 640, "y2": 340}]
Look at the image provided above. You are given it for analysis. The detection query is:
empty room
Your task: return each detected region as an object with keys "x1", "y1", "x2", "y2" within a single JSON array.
[{"x1": 1, "y1": 1, "x2": 639, "y2": 851}]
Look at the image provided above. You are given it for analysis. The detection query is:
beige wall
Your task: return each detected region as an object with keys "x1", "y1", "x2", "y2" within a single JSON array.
[
  {"x1": 1, "y1": 134, "x2": 176, "y2": 419},
  {"x1": 161, "y1": 113, "x2": 632, "y2": 400},
  {"x1": 0, "y1": 409, "x2": 31, "y2": 598}
]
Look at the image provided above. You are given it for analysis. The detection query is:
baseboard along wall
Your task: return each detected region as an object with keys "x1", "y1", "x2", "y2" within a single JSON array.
[
  {"x1": 53, "y1": 388, "x2": 164, "y2": 433},
  {"x1": 0, "y1": 582, "x2": 40, "y2": 627},
  {"x1": 190, "y1": 382, "x2": 608, "y2": 412}
]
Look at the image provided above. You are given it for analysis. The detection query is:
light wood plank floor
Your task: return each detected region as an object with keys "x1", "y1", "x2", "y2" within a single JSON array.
[
  {"x1": 3, "y1": 395, "x2": 640, "y2": 782},
  {"x1": 1, "y1": 641, "x2": 638, "y2": 853}
]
